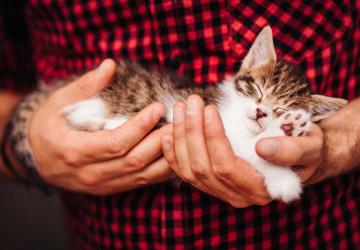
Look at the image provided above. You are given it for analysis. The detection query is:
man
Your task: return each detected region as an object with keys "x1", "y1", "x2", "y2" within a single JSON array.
[{"x1": 1, "y1": 1, "x2": 359, "y2": 248}]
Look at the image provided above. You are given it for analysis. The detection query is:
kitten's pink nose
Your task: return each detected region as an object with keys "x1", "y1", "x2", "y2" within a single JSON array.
[{"x1": 256, "y1": 108, "x2": 267, "y2": 119}]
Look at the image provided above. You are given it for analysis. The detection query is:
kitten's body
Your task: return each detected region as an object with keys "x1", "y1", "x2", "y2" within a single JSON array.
[
  {"x1": 63, "y1": 62, "x2": 311, "y2": 202},
  {"x1": 64, "y1": 61, "x2": 223, "y2": 131},
  {"x1": 9, "y1": 26, "x2": 347, "y2": 202}
]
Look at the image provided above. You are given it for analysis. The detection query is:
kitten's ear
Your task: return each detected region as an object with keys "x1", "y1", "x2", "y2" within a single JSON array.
[
  {"x1": 240, "y1": 26, "x2": 277, "y2": 72},
  {"x1": 310, "y1": 95, "x2": 348, "y2": 122}
]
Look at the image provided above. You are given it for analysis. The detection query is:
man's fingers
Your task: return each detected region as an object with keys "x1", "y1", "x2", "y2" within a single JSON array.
[
  {"x1": 204, "y1": 105, "x2": 236, "y2": 168},
  {"x1": 91, "y1": 158, "x2": 173, "y2": 195},
  {"x1": 161, "y1": 133, "x2": 229, "y2": 204},
  {"x1": 53, "y1": 59, "x2": 116, "y2": 107},
  {"x1": 71, "y1": 102, "x2": 166, "y2": 163},
  {"x1": 204, "y1": 105, "x2": 269, "y2": 197},
  {"x1": 160, "y1": 134, "x2": 229, "y2": 204},
  {"x1": 173, "y1": 102, "x2": 195, "y2": 181},
  {"x1": 161, "y1": 134, "x2": 178, "y2": 167},
  {"x1": 84, "y1": 126, "x2": 172, "y2": 181},
  {"x1": 183, "y1": 97, "x2": 253, "y2": 203},
  {"x1": 185, "y1": 96, "x2": 212, "y2": 179},
  {"x1": 256, "y1": 124, "x2": 324, "y2": 166}
]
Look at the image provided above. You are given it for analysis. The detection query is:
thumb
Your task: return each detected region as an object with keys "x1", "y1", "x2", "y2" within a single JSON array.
[
  {"x1": 255, "y1": 138, "x2": 294, "y2": 165},
  {"x1": 255, "y1": 126, "x2": 323, "y2": 166},
  {"x1": 54, "y1": 59, "x2": 116, "y2": 107}
]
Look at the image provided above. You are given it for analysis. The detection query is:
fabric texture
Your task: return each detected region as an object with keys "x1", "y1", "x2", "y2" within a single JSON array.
[
  {"x1": 0, "y1": 0, "x2": 36, "y2": 92},
  {"x1": 2, "y1": 0, "x2": 360, "y2": 249}
]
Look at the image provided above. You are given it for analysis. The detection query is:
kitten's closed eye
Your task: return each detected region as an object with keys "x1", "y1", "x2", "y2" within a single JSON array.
[
  {"x1": 253, "y1": 83, "x2": 263, "y2": 102},
  {"x1": 273, "y1": 107, "x2": 287, "y2": 116}
]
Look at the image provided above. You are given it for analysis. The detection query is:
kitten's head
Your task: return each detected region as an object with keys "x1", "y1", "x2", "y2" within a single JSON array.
[{"x1": 233, "y1": 26, "x2": 347, "y2": 133}]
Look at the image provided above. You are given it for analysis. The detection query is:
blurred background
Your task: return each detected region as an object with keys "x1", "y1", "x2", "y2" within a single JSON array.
[{"x1": 0, "y1": 180, "x2": 68, "y2": 250}]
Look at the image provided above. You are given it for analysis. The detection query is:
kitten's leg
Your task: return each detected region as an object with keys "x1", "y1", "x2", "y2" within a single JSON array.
[
  {"x1": 252, "y1": 159, "x2": 302, "y2": 202},
  {"x1": 250, "y1": 110, "x2": 312, "y2": 202},
  {"x1": 63, "y1": 97, "x2": 130, "y2": 131},
  {"x1": 102, "y1": 116, "x2": 129, "y2": 130},
  {"x1": 62, "y1": 97, "x2": 109, "y2": 131}
]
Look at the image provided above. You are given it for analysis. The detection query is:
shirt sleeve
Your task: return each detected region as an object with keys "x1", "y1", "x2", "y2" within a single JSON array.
[{"x1": 0, "y1": 1, "x2": 36, "y2": 93}]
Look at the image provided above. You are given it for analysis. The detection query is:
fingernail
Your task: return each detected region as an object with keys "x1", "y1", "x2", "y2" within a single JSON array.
[
  {"x1": 258, "y1": 139, "x2": 279, "y2": 157},
  {"x1": 174, "y1": 105, "x2": 184, "y2": 122},
  {"x1": 186, "y1": 98, "x2": 197, "y2": 115},
  {"x1": 95, "y1": 60, "x2": 110, "y2": 80}
]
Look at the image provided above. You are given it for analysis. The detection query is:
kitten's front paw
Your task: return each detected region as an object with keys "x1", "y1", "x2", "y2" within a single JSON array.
[
  {"x1": 265, "y1": 170, "x2": 302, "y2": 203},
  {"x1": 279, "y1": 110, "x2": 311, "y2": 136},
  {"x1": 62, "y1": 97, "x2": 107, "y2": 131}
]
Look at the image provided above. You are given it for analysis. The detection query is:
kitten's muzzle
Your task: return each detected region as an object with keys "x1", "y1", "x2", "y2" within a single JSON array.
[
  {"x1": 256, "y1": 108, "x2": 268, "y2": 119},
  {"x1": 248, "y1": 117, "x2": 263, "y2": 129}
]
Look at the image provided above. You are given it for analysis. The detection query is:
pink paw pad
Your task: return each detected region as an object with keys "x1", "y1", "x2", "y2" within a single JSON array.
[
  {"x1": 280, "y1": 123, "x2": 294, "y2": 136},
  {"x1": 279, "y1": 110, "x2": 311, "y2": 137}
]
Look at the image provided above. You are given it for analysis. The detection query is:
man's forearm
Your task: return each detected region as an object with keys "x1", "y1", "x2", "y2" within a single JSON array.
[{"x1": 0, "y1": 90, "x2": 23, "y2": 179}]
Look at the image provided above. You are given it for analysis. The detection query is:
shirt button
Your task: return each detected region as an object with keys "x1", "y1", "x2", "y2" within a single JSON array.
[{"x1": 166, "y1": 57, "x2": 180, "y2": 70}]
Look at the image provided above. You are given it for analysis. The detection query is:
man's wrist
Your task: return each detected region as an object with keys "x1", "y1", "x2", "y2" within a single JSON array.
[
  {"x1": 331, "y1": 98, "x2": 360, "y2": 173},
  {"x1": 0, "y1": 90, "x2": 52, "y2": 194},
  {"x1": 316, "y1": 98, "x2": 360, "y2": 181},
  {"x1": 0, "y1": 91, "x2": 23, "y2": 179},
  {"x1": 1, "y1": 134, "x2": 27, "y2": 180}
]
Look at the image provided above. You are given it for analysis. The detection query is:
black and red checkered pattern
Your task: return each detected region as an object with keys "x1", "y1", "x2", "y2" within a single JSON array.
[{"x1": 1, "y1": 0, "x2": 360, "y2": 249}]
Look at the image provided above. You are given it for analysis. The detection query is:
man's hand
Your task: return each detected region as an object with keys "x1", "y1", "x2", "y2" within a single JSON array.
[
  {"x1": 256, "y1": 126, "x2": 324, "y2": 185},
  {"x1": 161, "y1": 95, "x2": 271, "y2": 208},
  {"x1": 257, "y1": 98, "x2": 360, "y2": 185},
  {"x1": 161, "y1": 95, "x2": 359, "y2": 208},
  {"x1": 28, "y1": 59, "x2": 173, "y2": 195}
]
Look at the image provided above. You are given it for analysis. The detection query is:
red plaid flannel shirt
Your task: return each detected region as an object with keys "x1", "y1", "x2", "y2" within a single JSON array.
[{"x1": 1, "y1": 0, "x2": 360, "y2": 249}]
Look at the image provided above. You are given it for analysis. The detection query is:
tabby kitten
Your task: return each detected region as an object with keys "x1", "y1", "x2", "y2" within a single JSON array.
[{"x1": 9, "y1": 26, "x2": 347, "y2": 202}]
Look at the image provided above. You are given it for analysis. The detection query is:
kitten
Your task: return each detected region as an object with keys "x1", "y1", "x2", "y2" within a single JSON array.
[{"x1": 8, "y1": 26, "x2": 347, "y2": 202}]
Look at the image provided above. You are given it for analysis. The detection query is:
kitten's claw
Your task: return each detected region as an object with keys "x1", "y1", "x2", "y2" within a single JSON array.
[{"x1": 279, "y1": 110, "x2": 311, "y2": 136}]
